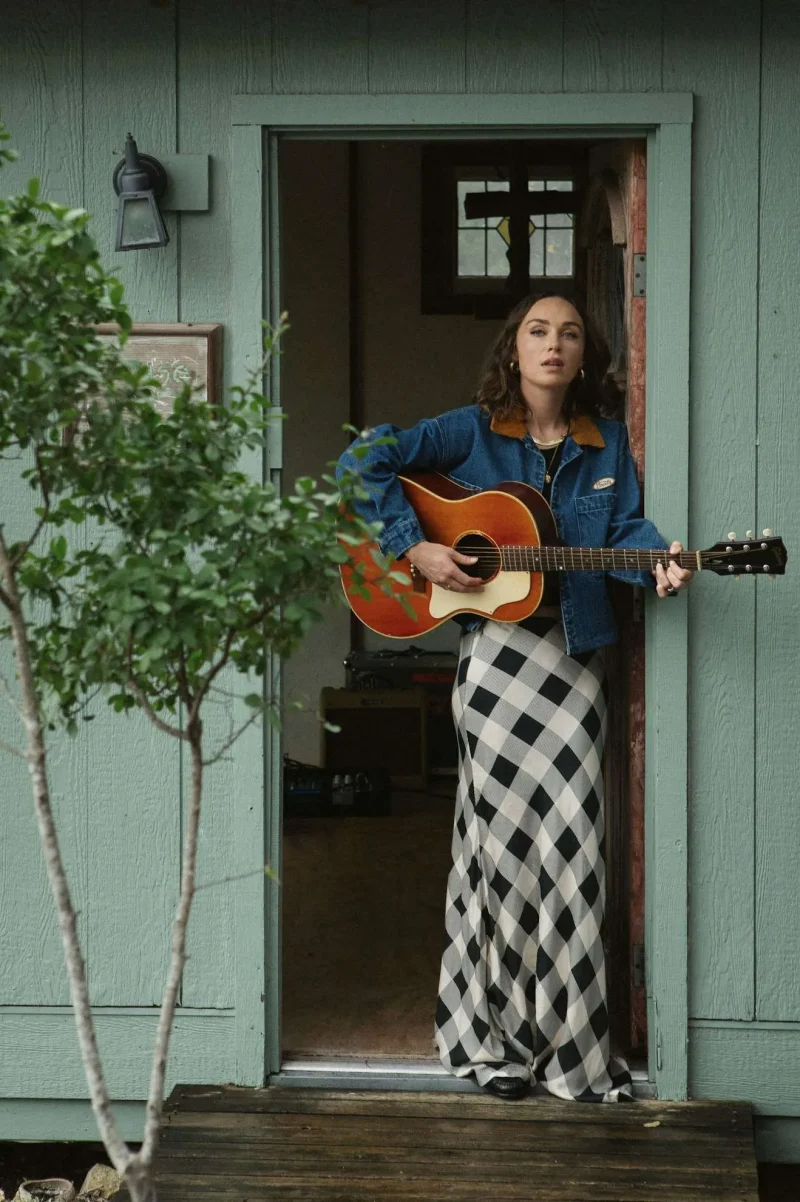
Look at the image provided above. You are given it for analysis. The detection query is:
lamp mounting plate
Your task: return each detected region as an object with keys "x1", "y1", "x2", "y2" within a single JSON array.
[{"x1": 113, "y1": 152, "x2": 168, "y2": 200}]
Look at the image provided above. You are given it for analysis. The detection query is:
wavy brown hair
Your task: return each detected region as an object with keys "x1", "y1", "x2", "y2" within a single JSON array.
[{"x1": 474, "y1": 291, "x2": 624, "y2": 423}]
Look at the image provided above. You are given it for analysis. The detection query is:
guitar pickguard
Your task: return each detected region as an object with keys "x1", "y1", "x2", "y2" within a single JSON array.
[{"x1": 428, "y1": 572, "x2": 531, "y2": 619}]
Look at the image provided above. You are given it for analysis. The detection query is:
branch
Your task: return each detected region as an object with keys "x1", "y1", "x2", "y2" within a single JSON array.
[
  {"x1": 10, "y1": 443, "x2": 54, "y2": 567},
  {"x1": 127, "y1": 681, "x2": 187, "y2": 741},
  {"x1": 10, "y1": 514, "x2": 47, "y2": 567},
  {"x1": 10, "y1": 446, "x2": 52, "y2": 566},
  {"x1": 139, "y1": 720, "x2": 203, "y2": 1167},
  {"x1": 206, "y1": 682, "x2": 241, "y2": 700},
  {"x1": 0, "y1": 531, "x2": 15, "y2": 613},
  {"x1": 202, "y1": 707, "x2": 261, "y2": 767},
  {"x1": 0, "y1": 738, "x2": 26, "y2": 759},
  {"x1": 0, "y1": 672, "x2": 23, "y2": 720},
  {"x1": 197, "y1": 629, "x2": 234, "y2": 706},
  {"x1": 0, "y1": 527, "x2": 134, "y2": 1182},
  {"x1": 194, "y1": 863, "x2": 279, "y2": 892},
  {"x1": 177, "y1": 647, "x2": 190, "y2": 708},
  {"x1": 4, "y1": 280, "x2": 34, "y2": 333}
]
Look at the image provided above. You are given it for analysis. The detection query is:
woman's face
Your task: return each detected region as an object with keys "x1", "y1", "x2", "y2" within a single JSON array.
[{"x1": 514, "y1": 296, "x2": 585, "y2": 390}]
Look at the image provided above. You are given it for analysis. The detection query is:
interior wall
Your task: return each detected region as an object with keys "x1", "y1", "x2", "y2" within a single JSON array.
[
  {"x1": 358, "y1": 141, "x2": 503, "y2": 654},
  {"x1": 280, "y1": 142, "x2": 352, "y2": 766},
  {"x1": 281, "y1": 140, "x2": 503, "y2": 762}
]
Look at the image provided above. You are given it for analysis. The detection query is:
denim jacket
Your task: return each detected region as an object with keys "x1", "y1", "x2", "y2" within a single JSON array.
[{"x1": 336, "y1": 403, "x2": 670, "y2": 656}]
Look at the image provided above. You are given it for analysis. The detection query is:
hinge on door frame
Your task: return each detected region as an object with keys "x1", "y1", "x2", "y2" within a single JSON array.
[
  {"x1": 631, "y1": 584, "x2": 645, "y2": 623},
  {"x1": 632, "y1": 942, "x2": 645, "y2": 989},
  {"x1": 633, "y1": 253, "x2": 646, "y2": 297},
  {"x1": 266, "y1": 406, "x2": 283, "y2": 478}
]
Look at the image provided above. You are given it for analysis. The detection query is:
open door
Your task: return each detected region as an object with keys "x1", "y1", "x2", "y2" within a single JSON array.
[
  {"x1": 579, "y1": 140, "x2": 649, "y2": 1056},
  {"x1": 277, "y1": 131, "x2": 668, "y2": 1087}
]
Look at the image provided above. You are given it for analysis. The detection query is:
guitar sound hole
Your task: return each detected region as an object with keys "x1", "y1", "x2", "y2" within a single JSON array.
[{"x1": 455, "y1": 534, "x2": 499, "y2": 582}]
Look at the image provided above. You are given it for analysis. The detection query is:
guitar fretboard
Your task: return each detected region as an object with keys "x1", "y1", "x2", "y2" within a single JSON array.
[{"x1": 498, "y1": 547, "x2": 701, "y2": 572}]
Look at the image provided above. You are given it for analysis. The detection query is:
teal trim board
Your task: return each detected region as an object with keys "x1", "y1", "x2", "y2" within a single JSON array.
[
  {"x1": 0, "y1": 1101, "x2": 147, "y2": 1144},
  {"x1": 0, "y1": 1011, "x2": 235, "y2": 1103},
  {"x1": 230, "y1": 92, "x2": 694, "y2": 1100},
  {"x1": 644, "y1": 121, "x2": 692, "y2": 1100},
  {"x1": 232, "y1": 93, "x2": 694, "y2": 129},
  {"x1": 264, "y1": 132, "x2": 283, "y2": 1079},
  {"x1": 690, "y1": 1021, "x2": 800, "y2": 1117},
  {"x1": 230, "y1": 122, "x2": 269, "y2": 1087}
]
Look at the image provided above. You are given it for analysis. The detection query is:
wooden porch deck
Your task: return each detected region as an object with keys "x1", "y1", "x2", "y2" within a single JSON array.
[{"x1": 135, "y1": 1085, "x2": 760, "y2": 1201}]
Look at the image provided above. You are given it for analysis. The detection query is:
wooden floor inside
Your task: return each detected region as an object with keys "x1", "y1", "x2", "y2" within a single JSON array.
[
  {"x1": 282, "y1": 793, "x2": 455, "y2": 1057},
  {"x1": 133, "y1": 1085, "x2": 761, "y2": 1201}
]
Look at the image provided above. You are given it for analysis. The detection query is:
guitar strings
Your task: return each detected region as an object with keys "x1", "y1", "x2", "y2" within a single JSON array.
[{"x1": 444, "y1": 549, "x2": 710, "y2": 565}]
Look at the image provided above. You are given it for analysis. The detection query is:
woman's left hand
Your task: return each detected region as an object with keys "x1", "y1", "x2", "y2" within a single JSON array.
[{"x1": 654, "y1": 540, "x2": 694, "y2": 598}]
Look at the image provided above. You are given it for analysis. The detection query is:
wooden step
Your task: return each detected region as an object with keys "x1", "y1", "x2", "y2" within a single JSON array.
[{"x1": 120, "y1": 1085, "x2": 760, "y2": 1201}]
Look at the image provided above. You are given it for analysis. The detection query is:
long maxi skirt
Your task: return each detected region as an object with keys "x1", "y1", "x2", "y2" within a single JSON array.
[{"x1": 433, "y1": 615, "x2": 634, "y2": 1103}]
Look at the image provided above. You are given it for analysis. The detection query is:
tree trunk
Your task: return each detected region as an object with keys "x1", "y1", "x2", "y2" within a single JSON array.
[{"x1": 0, "y1": 534, "x2": 134, "y2": 1182}]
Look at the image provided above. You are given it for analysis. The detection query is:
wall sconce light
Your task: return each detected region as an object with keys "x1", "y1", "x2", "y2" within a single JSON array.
[{"x1": 112, "y1": 133, "x2": 169, "y2": 251}]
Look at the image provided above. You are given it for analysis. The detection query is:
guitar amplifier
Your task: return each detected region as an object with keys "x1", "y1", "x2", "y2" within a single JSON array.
[
  {"x1": 320, "y1": 686, "x2": 427, "y2": 788},
  {"x1": 344, "y1": 647, "x2": 457, "y2": 691},
  {"x1": 342, "y1": 648, "x2": 459, "y2": 777}
]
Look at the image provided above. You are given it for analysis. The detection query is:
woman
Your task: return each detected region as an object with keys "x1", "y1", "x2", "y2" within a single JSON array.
[{"x1": 337, "y1": 292, "x2": 693, "y2": 1103}]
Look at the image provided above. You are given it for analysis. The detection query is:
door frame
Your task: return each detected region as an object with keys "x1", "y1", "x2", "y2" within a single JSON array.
[{"x1": 230, "y1": 91, "x2": 693, "y2": 1100}]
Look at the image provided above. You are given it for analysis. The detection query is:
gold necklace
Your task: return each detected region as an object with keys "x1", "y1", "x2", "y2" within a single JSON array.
[{"x1": 532, "y1": 434, "x2": 566, "y2": 448}]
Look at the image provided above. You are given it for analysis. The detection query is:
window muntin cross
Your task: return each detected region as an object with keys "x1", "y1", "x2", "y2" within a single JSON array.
[{"x1": 457, "y1": 175, "x2": 574, "y2": 283}]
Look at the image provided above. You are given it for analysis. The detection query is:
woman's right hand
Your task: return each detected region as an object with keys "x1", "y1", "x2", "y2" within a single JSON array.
[{"x1": 404, "y1": 541, "x2": 483, "y2": 593}]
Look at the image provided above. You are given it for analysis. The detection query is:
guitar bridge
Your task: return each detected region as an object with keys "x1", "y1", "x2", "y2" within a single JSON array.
[{"x1": 408, "y1": 562, "x2": 427, "y2": 594}]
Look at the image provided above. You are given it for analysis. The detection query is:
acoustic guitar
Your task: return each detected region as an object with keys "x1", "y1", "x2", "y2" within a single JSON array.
[{"x1": 340, "y1": 471, "x2": 788, "y2": 639}]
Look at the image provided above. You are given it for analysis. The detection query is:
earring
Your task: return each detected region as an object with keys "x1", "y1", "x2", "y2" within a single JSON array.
[
  {"x1": 579, "y1": 367, "x2": 585, "y2": 380},
  {"x1": 509, "y1": 360, "x2": 519, "y2": 374}
]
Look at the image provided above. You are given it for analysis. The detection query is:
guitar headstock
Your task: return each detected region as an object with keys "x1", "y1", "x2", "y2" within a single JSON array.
[{"x1": 703, "y1": 530, "x2": 787, "y2": 577}]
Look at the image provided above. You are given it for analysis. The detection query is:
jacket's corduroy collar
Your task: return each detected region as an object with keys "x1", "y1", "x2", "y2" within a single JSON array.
[{"x1": 489, "y1": 406, "x2": 605, "y2": 448}]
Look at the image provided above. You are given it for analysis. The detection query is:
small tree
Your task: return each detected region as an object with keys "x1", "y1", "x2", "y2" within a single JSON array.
[{"x1": 0, "y1": 122, "x2": 400, "y2": 1202}]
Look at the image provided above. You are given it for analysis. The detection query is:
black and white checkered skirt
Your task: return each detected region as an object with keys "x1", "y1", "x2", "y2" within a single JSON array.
[{"x1": 434, "y1": 615, "x2": 634, "y2": 1102}]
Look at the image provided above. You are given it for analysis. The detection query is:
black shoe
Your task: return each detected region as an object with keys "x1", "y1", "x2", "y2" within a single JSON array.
[{"x1": 485, "y1": 1076, "x2": 530, "y2": 1100}]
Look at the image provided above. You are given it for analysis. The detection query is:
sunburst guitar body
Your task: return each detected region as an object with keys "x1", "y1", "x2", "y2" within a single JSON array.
[{"x1": 339, "y1": 471, "x2": 787, "y2": 640}]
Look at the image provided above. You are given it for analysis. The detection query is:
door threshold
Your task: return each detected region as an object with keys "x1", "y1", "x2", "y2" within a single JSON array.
[{"x1": 274, "y1": 1055, "x2": 656, "y2": 1098}]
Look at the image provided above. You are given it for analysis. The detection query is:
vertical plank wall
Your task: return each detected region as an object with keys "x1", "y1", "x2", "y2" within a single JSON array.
[
  {"x1": 176, "y1": 0, "x2": 272, "y2": 1010},
  {"x1": 755, "y1": 0, "x2": 800, "y2": 1022},
  {"x1": 0, "y1": 1, "x2": 89, "y2": 1009},
  {"x1": 79, "y1": 0, "x2": 182, "y2": 1008},
  {"x1": 664, "y1": 0, "x2": 761, "y2": 1021},
  {"x1": 1, "y1": 0, "x2": 799, "y2": 1122}
]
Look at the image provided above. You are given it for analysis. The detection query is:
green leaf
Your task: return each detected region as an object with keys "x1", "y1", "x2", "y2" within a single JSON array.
[{"x1": 399, "y1": 594, "x2": 418, "y2": 620}]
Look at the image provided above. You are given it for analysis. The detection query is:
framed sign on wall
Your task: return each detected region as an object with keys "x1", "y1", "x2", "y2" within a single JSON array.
[{"x1": 94, "y1": 322, "x2": 223, "y2": 413}]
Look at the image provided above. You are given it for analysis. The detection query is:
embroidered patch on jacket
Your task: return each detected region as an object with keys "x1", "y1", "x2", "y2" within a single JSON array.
[{"x1": 592, "y1": 477, "x2": 615, "y2": 490}]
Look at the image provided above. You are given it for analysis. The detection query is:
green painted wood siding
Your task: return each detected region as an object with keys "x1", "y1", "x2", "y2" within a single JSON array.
[
  {"x1": 756, "y1": 0, "x2": 800, "y2": 1025},
  {"x1": 664, "y1": 0, "x2": 762, "y2": 1022},
  {"x1": 0, "y1": 0, "x2": 798, "y2": 1110}
]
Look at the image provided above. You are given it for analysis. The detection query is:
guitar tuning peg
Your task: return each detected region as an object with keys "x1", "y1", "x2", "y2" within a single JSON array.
[
  {"x1": 763, "y1": 528, "x2": 773, "y2": 537},
  {"x1": 727, "y1": 532, "x2": 736, "y2": 541},
  {"x1": 746, "y1": 530, "x2": 754, "y2": 539},
  {"x1": 735, "y1": 574, "x2": 741, "y2": 581},
  {"x1": 769, "y1": 573, "x2": 776, "y2": 581}
]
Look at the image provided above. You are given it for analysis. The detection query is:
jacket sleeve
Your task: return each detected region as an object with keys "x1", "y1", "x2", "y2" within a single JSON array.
[
  {"x1": 335, "y1": 414, "x2": 454, "y2": 558},
  {"x1": 606, "y1": 423, "x2": 671, "y2": 589}
]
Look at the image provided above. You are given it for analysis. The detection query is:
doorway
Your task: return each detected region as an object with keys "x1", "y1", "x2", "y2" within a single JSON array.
[{"x1": 276, "y1": 136, "x2": 649, "y2": 1081}]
